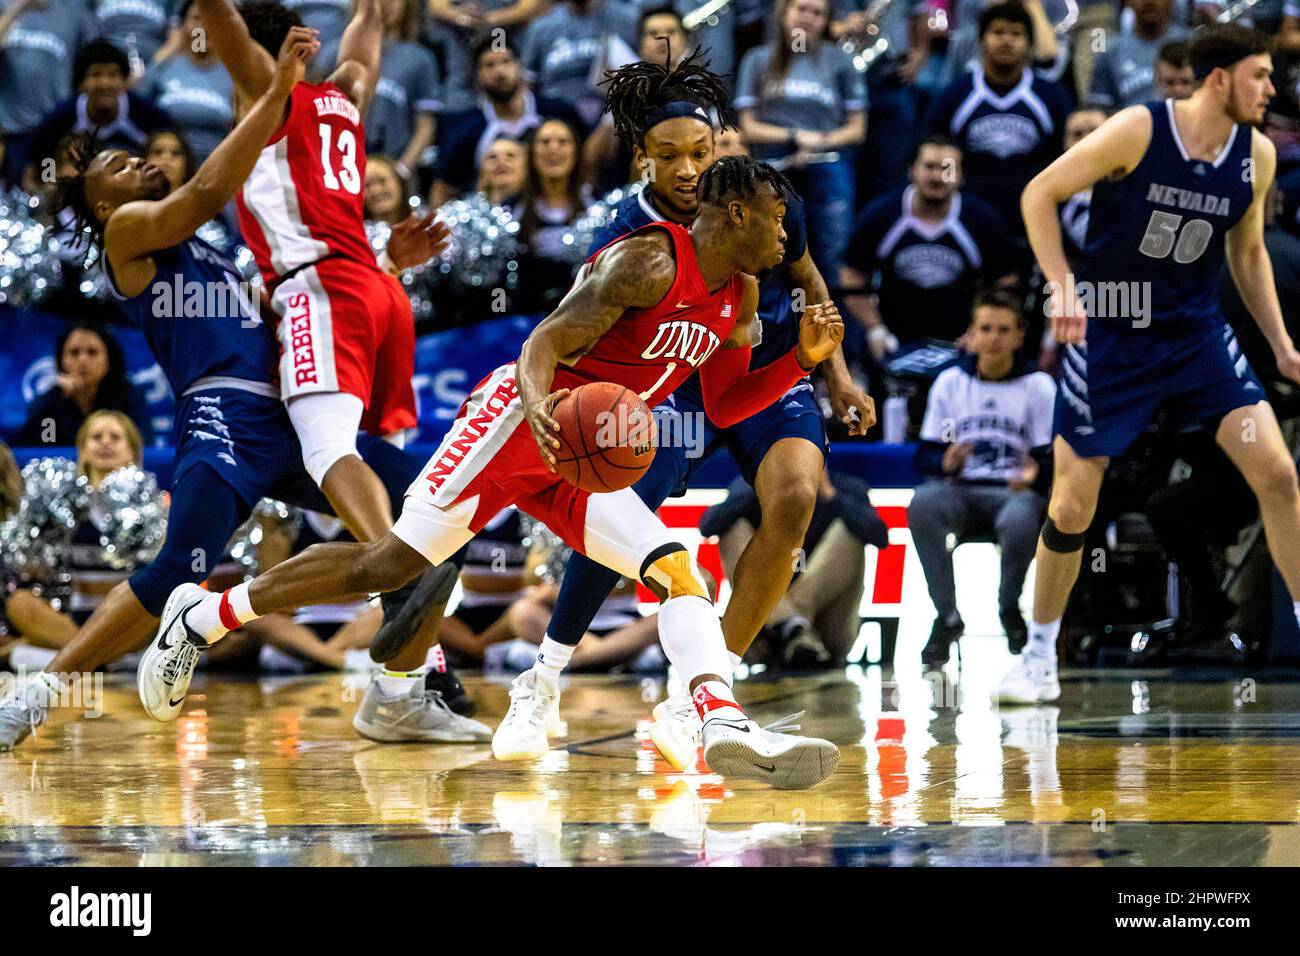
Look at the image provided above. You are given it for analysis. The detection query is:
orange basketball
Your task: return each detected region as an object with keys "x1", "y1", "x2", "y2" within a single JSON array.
[{"x1": 551, "y1": 382, "x2": 657, "y2": 493}]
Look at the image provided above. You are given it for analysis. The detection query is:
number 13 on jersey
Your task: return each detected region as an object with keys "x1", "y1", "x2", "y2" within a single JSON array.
[{"x1": 319, "y1": 124, "x2": 361, "y2": 195}]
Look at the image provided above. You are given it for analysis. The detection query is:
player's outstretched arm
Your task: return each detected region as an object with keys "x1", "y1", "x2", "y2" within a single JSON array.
[
  {"x1": 786, "y1": 248, "x2": 874, "y2": 434},
  {"x1": 1227, "y1": 131, "x2": 1300, "y2": 383},
  {"x1": 196, "y1": 0, "x2": 277, "y2": 105},
  {"x1": 698, "y1": 277, "x2": 842, "y2": 429},
  {"x1": 517, "y1": 234, "x2": 676, "y2": 470},
  {"x1": 104, "y1": 28, "x2": 319, "y2": 295},
  {"x1": 328, "y1": 0, "x2": 382, "y2": 114}
]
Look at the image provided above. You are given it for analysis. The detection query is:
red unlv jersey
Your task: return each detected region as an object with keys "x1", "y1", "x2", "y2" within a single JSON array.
[
  {"x1": 236, "y1": 81, "x2": 376, "y2": 284},
  {"x1": 554, "y1": 222, "x2": 744, "y2": 406}
]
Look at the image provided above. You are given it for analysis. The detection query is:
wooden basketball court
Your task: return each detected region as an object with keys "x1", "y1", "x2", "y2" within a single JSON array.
[{"x1": 3, "y1": 634, "x2": 1299, "y2": 866}]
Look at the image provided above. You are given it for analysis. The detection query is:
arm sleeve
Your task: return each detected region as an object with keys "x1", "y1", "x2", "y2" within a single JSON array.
[{"x1": 698, "y1": 344, "x2": 810, "y2": 429}]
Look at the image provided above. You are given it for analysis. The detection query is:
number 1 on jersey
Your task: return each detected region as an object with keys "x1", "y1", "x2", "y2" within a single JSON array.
[
  {"x1": 640, "y1": 362, "x2": 677, "y2": 401},
  {"x1": 319, "y1": 124, "x2": 361, "y2": 195}
]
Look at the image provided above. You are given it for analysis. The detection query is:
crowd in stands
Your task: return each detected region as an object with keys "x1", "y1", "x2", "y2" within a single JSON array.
[{"x1": 4, "y1": 0, "x2": 1300, "y2": 672}]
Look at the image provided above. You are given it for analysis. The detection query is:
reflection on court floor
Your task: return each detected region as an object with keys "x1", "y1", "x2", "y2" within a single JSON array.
[{"x1": 2, "y1": 634, "x2": 1299, "y2": 866}]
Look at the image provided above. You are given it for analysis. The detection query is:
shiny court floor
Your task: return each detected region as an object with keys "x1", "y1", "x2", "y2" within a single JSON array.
[{"x1": 3, "y1": 636, "x2": 1300, "y2": 866}]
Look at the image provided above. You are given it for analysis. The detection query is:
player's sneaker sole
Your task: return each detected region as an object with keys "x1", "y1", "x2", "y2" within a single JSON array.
[
  {"x1": 704, "y1": 736, "x2": 840, "y2": 790},
  {"x1": 994, "y1": 684, "x2": 1062, "y2": 706},
  {"x1": 649, "y1": 719, "x2": 697, "y2": 772},
  {"x1": 369, "y1": 562, "x2": 459, "y2": 663}
]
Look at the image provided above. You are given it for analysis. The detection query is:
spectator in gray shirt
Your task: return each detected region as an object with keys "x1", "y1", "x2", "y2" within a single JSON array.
[
  {"x1": 280, "y1": 0, "x2": 351, "y2": 48},
  {"x1": 93, "y1": 0, "x2": 175, "y2": 68},
  {"x1": 425, "y1": 0, "x2": 550, "y2": 113},
  {"x1": 1087, "y1": 0, "x2": 1188, "y2": 109},
  {"x1": 523, "y1": 0, "x2": 631, "y2": 128},
  {"x1": 0, "y1": 0, "x2": 101, "y2": 184},
  {"x1": 135, "y1": 0, "x2": 233, "y2": 162},
  {"x1": 1153, "y1": 38, "x2": 1193, "y2": 99},
  {"x1": 319, "y1": 0, "x2": 441, "y2": 181},
  {"x1": 735, "y1": 0, "x2": 867, "y2": 275}
]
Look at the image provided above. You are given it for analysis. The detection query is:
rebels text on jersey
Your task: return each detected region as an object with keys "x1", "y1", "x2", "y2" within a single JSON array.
[{"x1": 236, "y1": 81, "x2": 377, "y2": 283}]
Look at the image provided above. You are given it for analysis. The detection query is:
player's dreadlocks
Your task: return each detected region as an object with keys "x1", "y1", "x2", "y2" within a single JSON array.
[
  {"x1": 54, "y1": 131, "x2": 107, "y2": 257},
  {"x1": 696, "y1": 155, "x2": 794, "y2": 208},
  {"x1": 602, "y1": 49, "x2": 735, "y2": 148}
]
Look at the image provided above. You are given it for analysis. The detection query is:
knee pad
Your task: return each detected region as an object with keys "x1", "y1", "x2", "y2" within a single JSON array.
[
  {"x1": 289, "y1": 395, "x2": 362, "y2": 485},
  {"x1": 1040, "y1": 516, "x2": 1087, "y2": 554},
  {"x1": 640, "y1": 544, "x2": 708, "y2": 602}
]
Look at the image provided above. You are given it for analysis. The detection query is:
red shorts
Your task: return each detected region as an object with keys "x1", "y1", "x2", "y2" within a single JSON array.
[
  {"x1": 392, "y1": 363, "x2": 682, "y2": 575},
  {"x1": 405, "y1": 363, "x2": 590, "y2": 546},
  {"x1": 268, "y1": 256, "x2": 416, "y2": 435}
]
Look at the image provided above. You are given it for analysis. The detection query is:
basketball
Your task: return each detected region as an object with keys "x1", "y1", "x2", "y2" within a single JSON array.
[{"x1": 551, "y1": 382, "x2": 657, "y2": 493}]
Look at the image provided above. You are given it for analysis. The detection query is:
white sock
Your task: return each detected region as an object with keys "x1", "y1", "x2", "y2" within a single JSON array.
[
  {"x1": 693, "y1": 679, "x2": 746, "y2": 724},
  {"x1": 1026, "y1": 618, "x2": 1060, "y2": 661},
  {"x1": 534, "y1": 635, "x2": 574, "y2": 687},
  {"x1": 657, "y1": 596, "x2": 734, "y2": 687},
  {"x1": 375, "y1": 668, "x2": 423, "y2": 697},
  {"x1": 1293, "y1": 601, "x2": 1300, "y2": 630},
  {"x1": 185, "y1": 583, "x2": 259, "y2": 644},
  {"x1": 727, "y1": 651, "x2": 743, "y2": 675}
]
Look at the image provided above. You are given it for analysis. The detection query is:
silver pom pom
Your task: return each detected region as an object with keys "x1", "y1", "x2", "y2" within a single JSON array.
[
  {"x1": 0, "y1": 458, "x2": 89, "y2": 588},
  {"x1": 518, "y1": 513, "x2": 570, "y2": 584},
  {"x1": 0, "y1": 188, "x2": 63, "y2": 308},
  {"x1": 365, "y1": 215, "x2": 451, "y2": 325},
  {"x1": 92, "y1": 466, "x2": 167, "y2": 570},
  {"x1": 437, "y1": 194, "x2": 520, "y2": 290},
  {"x1": 560, "y1": 185, "x2": 632, "y2": 266},
  {"x1": 225, "y1": 499, "x2": 301, "y2": 577}
]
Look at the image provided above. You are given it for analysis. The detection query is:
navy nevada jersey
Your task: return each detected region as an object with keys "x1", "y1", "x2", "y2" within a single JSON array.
[
  {"x1": 107, "y1": 236, "x2": 280, "y2": 397},
  {"x1": 587, "y1": 183, "x2": 810, "y2": 375},
  {"x1": 1082, "y1": 100, "x2": 1253, "y2": 332}
]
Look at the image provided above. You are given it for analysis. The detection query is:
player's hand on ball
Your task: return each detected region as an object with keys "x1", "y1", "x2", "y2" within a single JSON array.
[
  {"x1": 1049, "y1": 283, "x2": 1087, "y2": 345},
  {"x1": 387, "y1": 212, "x2": 451, "y2": 271},
  {"x1": 796, "y1": 302, "x2": 845, "y2": 369},
  {"x1": 526, "y1": 389, "x2": 569, "y2": 472},
  {"x1": 273, "y1": 26, "x2": 319, "y2": 95}
]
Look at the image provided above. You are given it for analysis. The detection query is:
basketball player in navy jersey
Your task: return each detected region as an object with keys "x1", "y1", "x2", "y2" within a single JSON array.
[
  {"x1": 491, "y1": 53, "x2": 875, "y2": 770},
  {"x1": 999, "y1": 24, "x2": 1300, "y2": 704},
  {"x1": 0, "y1": 28, "x2": 491, "y2": 749}
]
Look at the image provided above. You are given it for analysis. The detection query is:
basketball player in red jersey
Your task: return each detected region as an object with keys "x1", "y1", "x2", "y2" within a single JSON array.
[
  {"x1": 194, "y1": 0, "x2": 465, "y2": 702},
  {"x1": 143, "y1": 157, "x2": 846, "y2": 789}
]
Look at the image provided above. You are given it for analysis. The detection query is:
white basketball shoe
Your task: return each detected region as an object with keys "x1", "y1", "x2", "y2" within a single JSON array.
[
  {"x1": 492, "y1": 669, "x2": 567, "y2": 761},
  {"x1": 994, "y1": 654, "x2": 1062, "y2": 705}
]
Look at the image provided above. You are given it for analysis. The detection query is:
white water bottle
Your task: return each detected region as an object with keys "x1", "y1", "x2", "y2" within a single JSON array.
[{"x1": 882, "y1": 393, "x2": 908, "y2": 445}]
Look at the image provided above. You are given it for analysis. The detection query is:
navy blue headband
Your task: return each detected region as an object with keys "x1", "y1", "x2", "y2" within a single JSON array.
[{"x1": 642, "y1": 99, "x2": 711, "y2": 134}]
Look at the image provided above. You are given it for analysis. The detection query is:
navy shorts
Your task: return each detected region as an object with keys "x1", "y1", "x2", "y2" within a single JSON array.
[
  {"x1": 170, "y1": 389, "x2": 312, "y2": 510},
  {"x1": 722, "y1": 379, "x2": 827, "y2": 486},
  {"x1": 644, "y1": 379, "x2": 828, "y2": 501},
  {"x1": 129, "y1": 389, "x2": 421, "y2": 615},
  {"x1": 1056, "y1": 320, "x2": 1266, "y2": 459}
]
